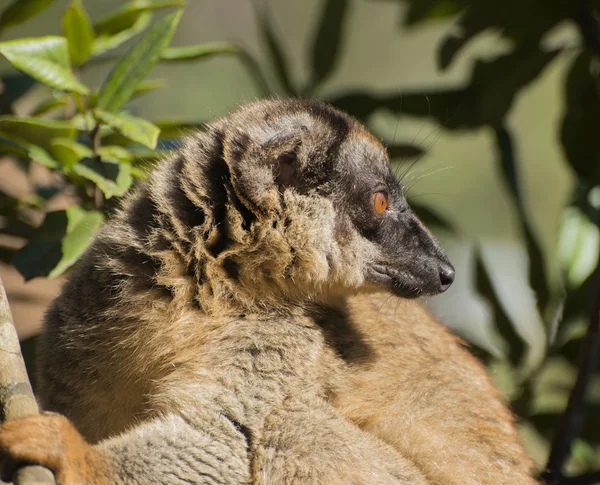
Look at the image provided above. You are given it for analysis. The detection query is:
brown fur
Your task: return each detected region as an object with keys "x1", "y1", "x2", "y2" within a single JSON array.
[{"x1": 0, "y1": 99, "x2": 537, "y2": 484}]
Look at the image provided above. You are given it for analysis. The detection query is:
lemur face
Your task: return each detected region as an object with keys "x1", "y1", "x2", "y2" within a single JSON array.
[{"x1": 214, "y1": 99, "x2": 454, "y2": 300}]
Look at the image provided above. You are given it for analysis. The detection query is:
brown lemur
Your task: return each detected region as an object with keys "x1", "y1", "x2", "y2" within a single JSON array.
[{"x1": 0, "y1": 99, "x2": 538, "y2": 484}]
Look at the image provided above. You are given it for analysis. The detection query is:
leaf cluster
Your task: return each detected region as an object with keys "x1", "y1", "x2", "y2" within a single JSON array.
[{"x1": 0, "y1": 0, "x2": 244, "y2": 280}]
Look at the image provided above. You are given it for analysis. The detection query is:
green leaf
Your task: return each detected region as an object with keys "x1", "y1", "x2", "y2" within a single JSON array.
[
  {"x1": 0, "y1": 0, "x2": 56, "y2": 33},
  {"x1": 61, "y1": 0, "x2": 94, "y2": 66},
  {"x1": 31, "y1": 93, "x2": 69, "y2": 115},
  {"x1": 94, "y1": 0, "x2": 183, "y2": 35},
  {"x1": 28, "y1": 144, "x2": 61, "y2": 168},
  {"x1": 12, "y1": 206, "x2": 104, "y2": 280},
  {"x1": 404, "y1": 0, "x2": 463, "y2": 26},
  {"x1": 160, "y1": 42, "x2": 239, "y2": 62},
  {"x1": 0, "y1": 116, "x2": 75, "y2": 149},
  {"x1": 558, "y1": 206, "x2": 600, "y2": 288},
  {"x1": 98, "y1": 145, "x2": 132, "y2": 162},
  {"x1": 0, "y1": 137, "x2": 59, "y2": 168},
  {"x1": 94, "y1": 108, "x2": 160, "y2": 148},
  {"x1": 255, "y1": 6, "x2": 294, "y2": 95},
  {"x1": 494, "y1": 125, "x2": 550, "y2": 315},
  {"x1": 91, "y1": 0, "x2": 184, "y2": 56},
  {"x1": 70, "y1": 111, "x2": 96, "y2": 132},
  {"x1": 91, "y1": 11, "x2": 151, "y2": 56},
  {"x1": 100, "y1": 119, "x2": 201, "y2": 146},
  {"x1": 49, "y1": 137, "x2": 93, "y2": 169},
  {"x1": 72, "y1": 156, "x2": 132, "y2": 198},
  {"x1": 154, "y1": 119, "x2": 203, "y2": 139},
  {"x1": 308, "y1": 0, "x2": 349, "y2": 91},
  {"x1": 87, "y1": 78, "x2": 166, "y2": 108},
  {"x1": 96, "y1": 10, "x2": 182, "y2": 113},
  {"x1": 130, "y1": 78, "x2": 166, "y2": 96},
  {"x1": 0, "y1": 37, "x2": 89, "y2": 94}
]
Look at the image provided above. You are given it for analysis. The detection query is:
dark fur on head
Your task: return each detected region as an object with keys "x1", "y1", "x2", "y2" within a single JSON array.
[{"x1": 94, "y1": 99, "x2": 453, "y2": 315}]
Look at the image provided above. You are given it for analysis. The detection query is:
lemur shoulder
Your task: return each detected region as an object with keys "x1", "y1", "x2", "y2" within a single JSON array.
[{"x1": 0, "y1": 99, "x2": 538, "y2": 484}]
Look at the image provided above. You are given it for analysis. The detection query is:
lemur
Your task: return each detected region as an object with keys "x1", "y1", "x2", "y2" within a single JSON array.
[{"x1": 0, "y1": 99, "x2": 538, "y2": 484}]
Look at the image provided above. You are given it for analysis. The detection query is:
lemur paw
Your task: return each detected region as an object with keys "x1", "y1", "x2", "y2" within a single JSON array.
[{"x1": 0, "y1": 412, "x2": 104, "y2": 485}]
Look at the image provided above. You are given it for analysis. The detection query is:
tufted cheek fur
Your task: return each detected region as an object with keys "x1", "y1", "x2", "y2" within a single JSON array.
[{"x1": 219, "y1": 190, "x2": 377, "y2": 304}]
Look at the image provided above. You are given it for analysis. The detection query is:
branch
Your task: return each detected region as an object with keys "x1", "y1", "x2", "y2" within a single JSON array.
[
  {"x1": 541, "y1": 216, "x2": 600, "y2": 483},
  {"x1": 0, "y1": 276, "x2": 55, "y2": 484}
]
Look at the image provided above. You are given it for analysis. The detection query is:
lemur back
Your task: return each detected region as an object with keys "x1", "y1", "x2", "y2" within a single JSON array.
[{"x1": 0, "y1": 99, "x2": 537, "y2": 485}]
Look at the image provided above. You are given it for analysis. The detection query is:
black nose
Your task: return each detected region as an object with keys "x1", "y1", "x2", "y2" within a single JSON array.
[{"x1": 438, "y1": 264, "x2": 455, "y2": 292}]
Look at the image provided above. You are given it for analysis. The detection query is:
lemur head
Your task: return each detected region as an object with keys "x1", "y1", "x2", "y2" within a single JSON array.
[{"x1": 145, "y1": 99, "x2": 453, "y2": 308}]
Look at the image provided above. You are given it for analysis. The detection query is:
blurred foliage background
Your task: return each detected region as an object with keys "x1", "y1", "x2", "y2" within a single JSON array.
[{"x1": 1, "y1": 0, "x2": 600, "y2": 483}]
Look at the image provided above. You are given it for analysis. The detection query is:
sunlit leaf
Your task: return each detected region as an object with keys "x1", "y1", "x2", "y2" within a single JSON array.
[
  {"x1": 130, "y1": 78, "x2": 166, "y2": 96},
  {"x1": 49, "y1": 137, "x2": 93, "y2": 169},
  {"x1": 86, "y1": 78, "x2": 166, "y2": 109},
  {"x1": 12, "y1": 207, "x2": 104, "y2": 280},
  {"x1": 558, "y1": 206, "x2": 599, "y2": 288},
  {"x1": 0, "y1": 0, "x2": 56, "y2": 33},
  {"x1": 94, "y1": 0, "x2": 183, "y2": 36},
  {"x1": 154, "y1": 119, "x2": 203, "y2": 140},
  {"x1": 0, "y1": 37, "x2": 89, "y2": 94},
  {"x1": 161, "y1": 42, "x2": 239, "y2": 62},
  {"x1": 404, "y1": 0, "x2": 463, "y2": 26},
  {"x1": 94, "y1": 108, "x2": 160, "y2": 148},
  {"x1": 91, "y1": 11, "x2": 151, "y2": 56},
  {"x1": 98, "y1": 145, "x2": 132, "y2": 162},
  {"x1": 96, "y1": 10, "x2": 182, "y2": 113},
  {"x1": 61, "y1": 0, "x2": 94, "y2": 65},
  {"x1": 0, "y1": 116, "x2": 75, "y2": 149},
  {"x1": 31, "y1": 93, "x2": 69, "y2": 115},
  {"x1": 91, "y1": 0, "x2": 183, "y2": 56},
  {"x1": 72, "y1": 156, "x2": 133, "y2": 198}
]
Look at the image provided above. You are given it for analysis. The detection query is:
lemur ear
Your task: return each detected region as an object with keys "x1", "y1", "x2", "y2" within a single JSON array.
[
  {"x1": 273, "y1": 150, "x2": 297, "y2": 189},
  {"x1": 226, "y1": 128, "x2": 305, "y2": 215}
]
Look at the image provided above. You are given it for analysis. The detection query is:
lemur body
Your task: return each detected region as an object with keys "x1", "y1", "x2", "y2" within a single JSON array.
[{"x1": 0, "y1": 100, "x2": 537, "y2": 484}]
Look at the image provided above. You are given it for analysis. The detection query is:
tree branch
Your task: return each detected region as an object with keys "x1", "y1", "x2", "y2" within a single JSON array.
[
  {"x1": 0, "y1": 276, "x2": 55, "y2": 485},
  {"x1": 541, "y1": 215, "x2": 600, "y2": 483}
]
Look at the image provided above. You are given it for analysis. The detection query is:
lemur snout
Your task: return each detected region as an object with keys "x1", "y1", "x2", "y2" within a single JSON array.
[{"x1": 438, "y1": 263, "x2": 455, "y2": 293}]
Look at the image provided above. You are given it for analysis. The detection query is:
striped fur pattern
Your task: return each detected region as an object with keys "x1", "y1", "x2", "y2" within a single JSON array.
[{"x1": 0, "y1": 100, "x2": 537, "y2": 484}]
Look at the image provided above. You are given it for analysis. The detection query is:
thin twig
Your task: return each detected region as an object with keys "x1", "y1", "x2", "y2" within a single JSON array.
[
  {"x1": 0, "y1": 276, "x2": 55, "y2": 484},
  {"x1": 90, "y1": 123, "x2": 101, "y2": 155}
]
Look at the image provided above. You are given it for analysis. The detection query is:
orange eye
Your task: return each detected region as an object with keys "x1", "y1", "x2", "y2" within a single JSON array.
[{"x1": 372, "y1": 192, "x2": 388, "y2": 214}]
